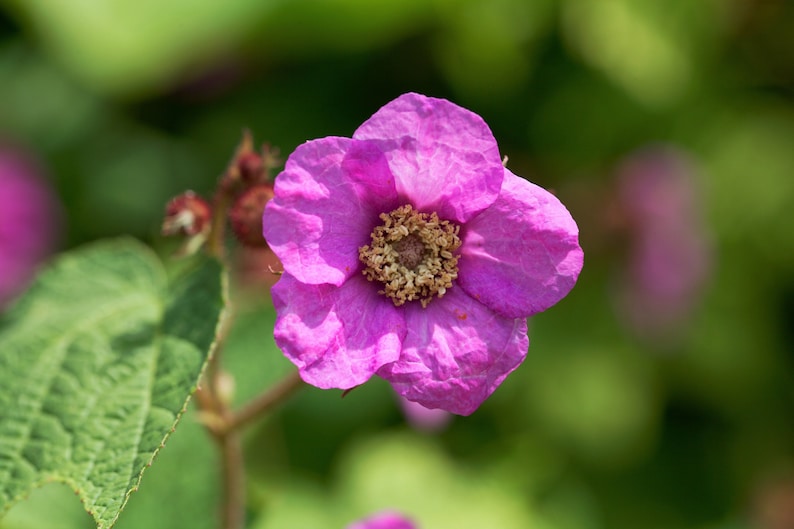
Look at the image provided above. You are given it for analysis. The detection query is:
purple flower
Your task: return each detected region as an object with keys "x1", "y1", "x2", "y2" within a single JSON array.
[
  {"x1": 346, "y1": 511, "x2": 417, "y2": 529},
  {"x1": 0, "y1": 146, "x2": 60, "y2": 309},
  {"x1": 398, "y1": 393, "x2": 453, "y2": 433},
  {"x1": 613, "y1": 146, "x2": 711, "y2": 341},
  {"x1": 263, "y1": 93, "x2": 583, "y2": 415}
]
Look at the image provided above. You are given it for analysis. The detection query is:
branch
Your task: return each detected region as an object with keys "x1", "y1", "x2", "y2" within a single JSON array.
[{"x1": 226, "y1": 370, "x2": 305, "y2": 432}]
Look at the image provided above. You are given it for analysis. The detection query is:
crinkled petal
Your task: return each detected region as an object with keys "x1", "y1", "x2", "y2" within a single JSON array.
[
  {"x1": 263, "y1": 137, "x2": 399, "y2": 286},
  {"x1": 377, "y1": 288, "x2": 528, "y2": 415},
  {"x1": 458, "y1": 169, "x2": 583, "y2": 318},
  {"x1": 353, "y1": 92, "x2": 503, "y2": 224},
  {"x1": 272, "y1": 273, "x2": 406, "y2": 389}
]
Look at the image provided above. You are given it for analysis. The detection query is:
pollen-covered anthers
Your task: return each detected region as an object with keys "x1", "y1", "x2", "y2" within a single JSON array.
[{"x1": 359, "y1": 204, "x2": 461, "y2": 308}]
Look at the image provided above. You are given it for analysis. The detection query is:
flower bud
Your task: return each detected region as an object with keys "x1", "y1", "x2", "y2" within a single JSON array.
[
  {"x1": 162, "y1": 191, "x2": 212, "y2": 237},
  {"x1": 237, "y1": 151, "x2": 264, "y2": 183},
  {"x1": 228, "y1": 183, "x2": 274, "y2": 248},
  {"x1": 221, "y1": 130, "x2": 281, "y2": 191}
]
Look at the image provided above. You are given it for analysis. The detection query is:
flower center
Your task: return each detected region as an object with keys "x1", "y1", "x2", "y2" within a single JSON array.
[
  {"x1": 359, "y1": 204, "x2": 462, "y2": 307},
  {"x1": 392, "y1": 233, "x2": 425, "y2": 270}
]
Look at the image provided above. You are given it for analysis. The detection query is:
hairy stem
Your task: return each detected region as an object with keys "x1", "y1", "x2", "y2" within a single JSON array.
[
  {"x1": 193, "y1": 146, "x2": 302, "y2": 529},
  {"x1": 206, "y1": 189, "x2": 232, "y2": 261},
  {"x1": 197, "y1": 368, "x2": 304, "y2": 529},
  {"x1": 227, "y1": 370, "x2": 305, "y2": 431},
  {"x1": 218, "y1": 420, "x2": 246, "y2": 529},
  {"x1": 199, "y1": 182, "x2": 246, "y2": 529}
]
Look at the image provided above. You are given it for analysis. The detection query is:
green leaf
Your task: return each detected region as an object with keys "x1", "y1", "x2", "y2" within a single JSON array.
[
  {"x1": 0, "y1": 238, "x2": 225, "y2": 528},
  {"x1": 111, "y1": 410, "x2": 218, "y2": 529}
]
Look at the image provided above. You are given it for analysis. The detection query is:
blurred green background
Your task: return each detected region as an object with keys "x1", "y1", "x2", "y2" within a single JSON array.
[{"x1": 1, "y1": 0, "x2": 793, "y2": 528}]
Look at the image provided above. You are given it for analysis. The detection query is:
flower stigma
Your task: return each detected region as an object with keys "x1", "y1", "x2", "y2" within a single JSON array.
[{"x1": 359, "y1": 204, "x2": 461, "y2": 308}]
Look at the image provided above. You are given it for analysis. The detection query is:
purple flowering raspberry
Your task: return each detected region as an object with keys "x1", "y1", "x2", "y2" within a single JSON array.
[
  {"x1": 263, "y1": 93, "x2": 583, "y2": 415},
  {"x1": 346, "y1": 511, "x2": 417, "y2": 529},
  {"x1": 614, "y1": 146, "x2": 711, "y2": 341},
  {"x1": 0, "y1": 146, "x2": 60, "y2": 309},
  {"x1": 398, "y1": 393, "x2": 452, "y2": 432}
]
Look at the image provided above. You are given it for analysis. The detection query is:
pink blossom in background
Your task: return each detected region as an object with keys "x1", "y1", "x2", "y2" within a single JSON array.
[
  {"x1": 346, "y1": 511, "x2": 417, "y2": 529},
  {"x1": 0, "y1": 146, "x2": 60, "y2": 309},
  {"x1": 614, "y1": 146, "x2": 711, "y2": 341},
  {"x1": 263, "y1": 93, "x2": 583, "y2": 415},
  {"x1": 398, "y1": 394, "x2": 452, "y2": 433}
]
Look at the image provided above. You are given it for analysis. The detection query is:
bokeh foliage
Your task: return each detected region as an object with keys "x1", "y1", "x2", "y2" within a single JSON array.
[{"x1": 1, "y1": 0, "x2": 793, "y2": 528}]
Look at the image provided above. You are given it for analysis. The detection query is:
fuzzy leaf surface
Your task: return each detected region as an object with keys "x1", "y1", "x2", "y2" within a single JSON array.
[{"x1": 0, "y1": 238, "x2": 224, "y2": 528}]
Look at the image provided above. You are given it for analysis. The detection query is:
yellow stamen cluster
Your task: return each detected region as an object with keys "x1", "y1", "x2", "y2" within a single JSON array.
[{"x1": 359, "y1": 204, "x2": 461, "y2": 307}]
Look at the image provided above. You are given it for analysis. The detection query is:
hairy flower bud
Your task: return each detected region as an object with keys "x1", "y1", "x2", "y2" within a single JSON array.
[
  {"x1": 162, "y1": 191, "x2": 212, "y2": 256},
  {"x1": 229, "y1": 183, "x2": 274, "y2": 247},
  {"x1": 162, "y1": 191, "x2": 212, "y2": 237},
  {"x1": 237, "y1": 151, "x2": 264, "y2": 183},
  {"x1": 221, "y1": 130, "x2": 281, "y2": 192}
]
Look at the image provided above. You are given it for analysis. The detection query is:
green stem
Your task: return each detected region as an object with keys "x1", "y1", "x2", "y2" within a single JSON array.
[
  {"x1": 218, "y1": 421, "x2": 246, "y2": 529},
  {"x1": 194, "y1": 156, "x2": 303, "y2": 529},
  {"x1": 226, "y1": 370, "x2": 305, "y2": 431},
  {"x1": 206, "y1": 189, "x2": 232, "y2": 262},
  {"x1": 198, "y1": 182, "x2": 245, "y2": 529}
]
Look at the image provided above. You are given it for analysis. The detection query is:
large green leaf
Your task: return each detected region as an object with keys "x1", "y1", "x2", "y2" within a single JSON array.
[{"x1": 0, "y1": 238, "x2": 225, "y2": 528}]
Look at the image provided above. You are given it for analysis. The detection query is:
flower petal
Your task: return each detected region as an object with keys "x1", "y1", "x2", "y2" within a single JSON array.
[
  {"x1": 0, "y1": 148, "x2": 61, "y2": 307},
  {"x1": 272, "y1": 273, "x2": 406, "y2": 389},
  {"x1": 353, "y1": 92, "x2": 503, "y2": 224},
  {"x1": 458, "y1": 169, "x2": 584, "y2": 319},
  {"x1": 377, "y1": 288, "x2": 528, "y2": 415},
  {"x1": 346, "y1": 511, "x2": 417, "y2": 529},
  {"x1": 263, "y1": 137, "x2": 399, "y2": 286}
]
